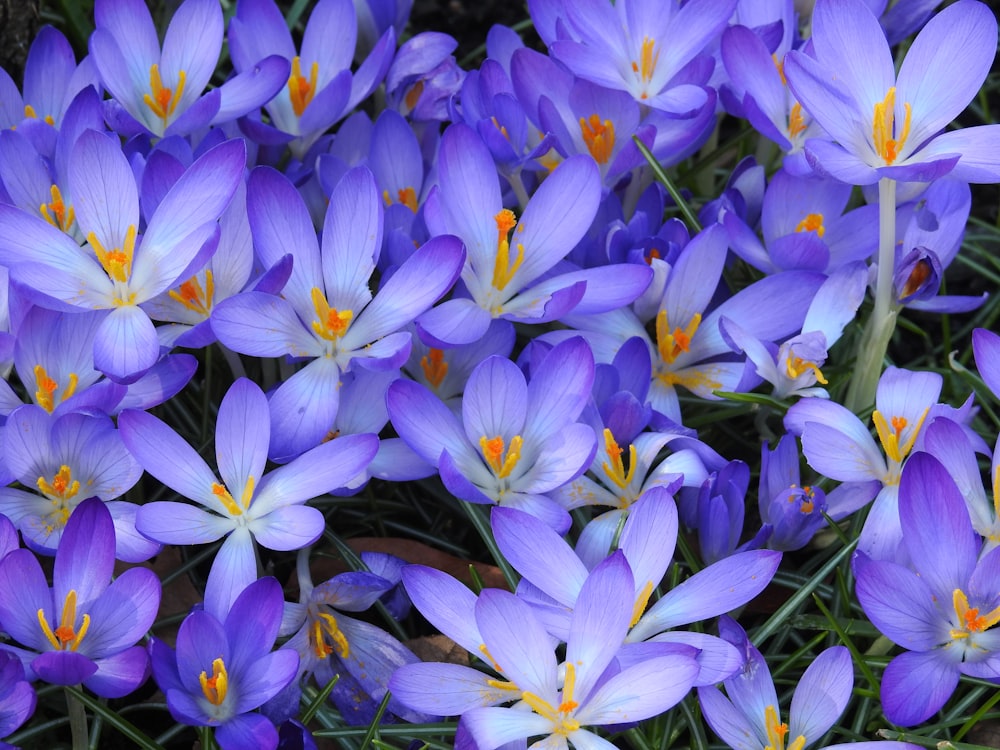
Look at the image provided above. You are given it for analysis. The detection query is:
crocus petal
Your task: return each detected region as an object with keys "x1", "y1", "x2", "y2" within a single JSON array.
[
  {"x1": 698, "y1": 685, "x2": 759, "y2": 750},
  {"x1": 575, "y1": 653, "x2": 699, "y2": 725},
  {"x1": 69, "y1": 129, "x2": 139, "y2": 249},
  {"x1": 491, "y1": 506, "x2": 588, "y2": 607},
  {"x1": 629, "y1": 550, "x2": 781, "y2": 641},
  {"x1": 54, "y1": 497, "x2": 115, "y2": 607},
  {"x1": 463, "y1": 706, "x2": 552, "y2": 749},
  {"x1": 321, "y1": 166, "x2": 381, "y2": 313},
  {"x1": 265, "y1": 357, "x2": 341, "y2": 461},
  {"x1": 93, "y1": 305, "x2": 159, "y2": 383},
  {"x1": 215, "y1": 378, "x2": 269, "y2": 498},
  {"x1": 476, "y1": 588, "x2": 556, "y2": 697},
  {"x1": 0, "y1": 549, "x2": 52, "y2": 651},
  {"x1": 225, "y1": 576, "x2": 283, "y2": 669},
  {"x1": 211, "y1": 291, "x2": 322, "y2": 359},
  {"x1": 83, "y1": 567, "x2": 160, "y2": 657},
  {"x1": 135, "y1": 502, "x2": 235, "y2": 545},
  {"x1": 401, "y1": 565, "x2": 482, "y2": 655},
  {"x1": 204, "y1": 526, "x2": 257, "y2": 620},
  {"x1": 880, "y1": 649, "x2": 959, "y2": 727},
  {"x1": 789, "y1": 646, "x2": 853, "y2": 740},
  {"x1": 248, "y1": 504, "x2": 324, "y2": 550},
  {"x1": 32, "y1": 650, "x2": 98, "y2": 686},
  {"x1": 390, "y1": 662, "x2": 512, "y2": 715},
  {"x1": 854, "y1": 555, "x2": 944, "y2": 650},
  {"x1": 83, "y1": 645, "x2": 150, "y2": 698}
]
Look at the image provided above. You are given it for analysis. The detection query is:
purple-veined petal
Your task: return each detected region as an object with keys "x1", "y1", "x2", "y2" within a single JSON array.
[
  {"x1": 83, "y1": 567, "x2": 160, "y2": 657},
  {"x1": 211, "y1": 291, "x2": 322, "y2": 359},
  {"x1": 248, "y1": 504, "x2": 324, "y2": 550},
  {"x1": 854, "y1": 556, "x2": 945, "y2": 651},
  {"x1": 225, "y1": 576, "x2": 283, "y2": 669},
  {"x1": 401, "y1": 565, "x2": 482, "y2": 655},
  {"x1": 476, "y1": 588, "x2": 556, "y2": 696},
  {"x1": 216, "y1": 378, "x2": 269, "y2": 500},
  {"x1": 788, "y1": 646, "x2": 852, "y2": 740},
  {"x1": 204, "y1": 526, "x2": 257, "y2": 621},
  {"x1": 463, "y1": 706, "x2": 552, "y2": 749},
  {"x1": 698, "y1": 685, "x2": 759, "y2": 750},
  {"x1": 629, "y1": 550, "x2": 781, "y2": 641},
  {"x1": 69, "y1": 129, "x2": 138, "y2": 250},
  {"x1": 32, "y1": 650, "x2": 99, "y2": 686},
  {"x1": 491, "y1": 506, "x2": 588, "y2": 608},
  {"x1": 390, "y1": 662, "x2": 514, "y2": 715},
  {"x1": 321, "y1": 166, "x2": 381, "y2": 313},
  {"x1": 575, "y1": 653, "x2": 699, "y2": 725},
  {"x1": 0, "y1": 549, "x2": 52, "y2": 652},
  {"x1": 881, "y1": 649, "x2": 959, "y2": 727},
  {"x1": 462, "y1": 356, "x2": 528, "y2": 445},
  {"x1": 387, "y1": 378, "x2": 471, "y2": 467},
  {"x1": 83, "y1": 645, "x2": 150, "y2": 698},
  {"x1": 216, "y1": 712, "x2": 280, "y2": 749},
  {"x1": 93, "y1": 305, "x2": 159, "y2": 383},
  {"x1": 265, "y1": 357, "x2": 342, "y2": 462},
  {"x1": 54, "y1": 497, "x2": 114, "y2": 608},
  {"x1": 135, "y1": 501, "x2": 235, "y2": 545}
]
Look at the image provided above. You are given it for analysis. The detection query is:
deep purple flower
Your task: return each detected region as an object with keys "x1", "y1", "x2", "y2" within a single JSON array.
[
  {"x1": 149, "y1": 576, "x2": 299, "y2": 749},
  {"x1": 856, "y1": 453, "x2": 1000, "y2": 725},
  {"x1": 0, "y1": 497, "x2": 160, "y2": 697},
  {"x1": 0, "y1": 650, "x2": 36, "y2": 743}
]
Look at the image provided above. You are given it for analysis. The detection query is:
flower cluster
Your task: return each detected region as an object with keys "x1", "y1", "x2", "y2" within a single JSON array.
[{"x1": 0, "y1": 0, "x2": 998, "y2": 747}]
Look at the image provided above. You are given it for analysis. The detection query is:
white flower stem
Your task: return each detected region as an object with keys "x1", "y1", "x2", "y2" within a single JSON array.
[{"x1": 845, "y1": 177, "x2": 897, "y2": 412}]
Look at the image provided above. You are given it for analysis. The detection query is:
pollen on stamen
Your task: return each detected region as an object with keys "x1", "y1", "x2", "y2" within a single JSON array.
[
  {"x1": 795, "y1": 212, "x2": 825, "y2": 238},
  {"x1": 288, "y1": 57, "x2": 319, "y2": 117},
  {"x1": 144, "y1": 64, "x2": 187, "y2": 122},
  {"x1": 168, "y1": 270, "x2": 215, "y2": 316},
  {"x1": 579, "y1": 114, "x2": 615, "y2": 164},
  {"x1": 421, "y1": 348, "x2": 449, "y2": 388},
  {"x1": 491, "y1": 209, "x2": 524, "y2": 291},
  {"x1": 872, "y1": 87, "x2": 912, "y2": 165},
  {"x1": 40, "y1": 184, "x2": 75, "y2": 232},
  {"x1": 199, "y1": 658, "x2": 229, "y2": 706}
]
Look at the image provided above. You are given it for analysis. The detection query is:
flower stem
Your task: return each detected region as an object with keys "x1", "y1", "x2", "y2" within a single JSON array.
[
  {"x1": 65, "y1": 686, "x2": 88, "y2": 750},
  {"x1": 845, "y1": 177, "x2": 897, "y2": 412}
]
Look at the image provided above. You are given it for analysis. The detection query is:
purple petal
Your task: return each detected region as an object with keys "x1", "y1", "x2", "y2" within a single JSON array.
[
  {"x1": 401, "y1": 565, "x2": 482, "y2": 655},
  {"x1": 211, "y1": 291, "x2": 321, "y2": 358},
  {"x1": 32, "y1": 650, "x2": 98, "y2": 686},
  {"x1": 265, "y1": 357, "x2": 341, "y2": 461},
  {"x1": 854, "y1": 555, "x2": 944, "y2": 650},
  {"x1": 248, "y1": 504, "x2": 324, "y2": 550},
  {"x1": 93, "y1": 305, "x2": 159, "y2": 383},
  {"x1": 475, "y1": 588, "x2": 556, "y2": 696},
  {"x1": 390, "y1": 662, "x2": 511, "y2": 715},
  {"x1": 136, "y1": 501, "x2": 234, "y2": 545},
  {"x1": 225, "y1": 576, "x2": 283, "y2": 668},
  {"x1": 216, "y1": 378, "x2": 269, "y2": 501},
  {"x1": 575, "y1": 653, "x2": 698, "y2": 725},
  {"x1": 321, "y1": 166, "x2": 381, "y2": 313},
  {"x1": 55, "y1": 497, "x2": 114, "y2": 607},
  {"x1": 215, "y1": 713, "x2": 280, "y2": 749},
  {"x1": 204, "y1": 526, "x2": 257, "y2": 620},
  {"x1": 881, "y1": 649, "x2": 959, "y2": 727},
  {"x1": 83, "y1": 645, "x2": 150, "y2": 698},
  {"x1": 69, "y1": 129, "x2": 138, "y2": 250},
  {"x1": 0, "y1": 549, "x2": 52, "y2": 651},
  {"x1": 789, "y1": 646, "x2": 852, "y2": 740}
]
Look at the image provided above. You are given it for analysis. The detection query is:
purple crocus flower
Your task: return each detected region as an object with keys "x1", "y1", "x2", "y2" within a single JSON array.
[
  {"x1": 90, "y1": 0, "x2": 288, "y2": 138},
  {"x1": 417, "y1": 122, "x2": 651, "y2": 347},
  {"x1": 229, "y1": 0, "x2": 395, "y2": 157},
  {"x1": 699, "y1": 616, "x2": 917, "y2": 750},
  {"x1": 391, "y1": 551, "x2": 701, "y2": 744},
  {"x1": 149, "y1": 576, "x2": 299, "y2": 750},
  {"x1": 757, "y1": 434, "x2": 827, "y2": 551},
  {"x1": 119, "y1": 378, "x2": 379, "y2": 618},
  {"x1": 0, "y1": 130, "x2": 245, "y2": 382},
  {"x1": 785, "y1": 366, "x2": 942, "y2": 561},
  {"x1": 211, "y1": 165, "x2": 464, "y2": 460},
  {"x1": 0, "y1": 497, "x2": 160, "y2": 697},
  {"x1": 0, "y1": 404, "x2": 155, "y2": 562},
  {"x1": 281, "y1": 549, "x2": 425, "y2": 725},
  {"x1": 387, "y1": 337, "x2": 597, "y2": 531},
  {"x1": 856, "y1": 452, "x2": 1000, "y2": 726},
  {"x1": 784, "y1": 0, "x2": 1000, "y2": 184}
]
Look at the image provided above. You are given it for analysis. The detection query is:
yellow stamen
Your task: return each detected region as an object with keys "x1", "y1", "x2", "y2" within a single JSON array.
[
  {"x1": 787, "y1": 102, "x2": 806, "y2": 138},
  {"x1": 655, "y1": 310, "x2": 701, "y2": 365},
  {"x1": 24, "y1": 104, "x2": 55, "y2": 125},
  {"x1": 794, "y1": 212, "x2": 824, "y2": 237},
  {"x1": 420, "y1": 348, "x2": 449, "y2": 389},
  {"x1": 479, "y1": 435, "x2": 523, "y2": 479},
  {"x1": 872, "y1": 87, "x2": 912, "y2": 165},
  {"x1": 311, "y1": 287, "x2": 353, "y2": 342},
  {"x1": 521, "y1": 661, "x2": 581, "y2": 735},
  {"x1": 630, "y1": 580, "x2": 654, "y2": 628},
  {"x1": 211, "y1": 482, "x2": 243, "y2": 516},
  {"x1": 144, "y1": 64, "x2": 186, "y2": 122},
  {"x1": 491, "y1": 209, "x2": 524, "y2": 291},
  {"x1": 88, "y1": 224, "x2": 137, "y2": 285},
  {"x1": 872, "y1": 407, "x2": 928, "y2": 464},
  {"x1": 764, "y1": 704, "x2": 806, "y2": 750},
  {"x1": 311, "y1": 612, "x2": 350, "y2": 658},
  {"x1": 491, "y1": 116, "x2": 509, "y2": 140},
  {"x1": 479, "y1": 643, "x2": 502, "y2": 672},
  {"x1": 632, "y1": 36, "x2": 659, "y2": 93},
  {"x1": 288, "y1": 56, "x2": 318, "y2": 117},
  {"x1": 773, "y1": 54, "x2": 787, "y2": 86},
  {"x1": 34, "y1": 365, "x2": 78, "y2": 412},
  {"x1": 168, "y1": 270, "x2": 215, "y2": 316},
  {"x1": 37, "y1": 465, "x2": 80, "y2": 502},
  {"x1": 950, "y1": 589, "x2": 1000, "y2": 641},
  {"x1": 40, "y1": 184, "x2": 75, "y2": 233},
  {"x1": 601, "y1": 428, "x2": 637, "y2": 489},
  {"x1": 579, "y1": 114, "x2": 615, "y2": 164},
  {"x1": 382, "y1": 186, "x2": 418, "y2": 212},
  {"x1": 785, "y1": 355, "x2": 827, "y2": 384},
  {"x1": 199, "y1": 657, "x2": 229, "y2": 706},
  {"x1": 37, "y1": 589, "x2": 90, "y2": 651}
]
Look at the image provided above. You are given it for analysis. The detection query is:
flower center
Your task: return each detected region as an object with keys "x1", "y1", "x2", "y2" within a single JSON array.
[
  {"x1": 382, "y1": 186, "x2": 418, "y2": 212},
  {"x1": 144, "y1": 64, "x2": 186, "y2": 123},
  {"x1": 88, "y1": 224, "x2": 138, "y2": 305},
  {"x1": 785, "y1": 355, "x2": 827, "y2": 384},
  {"x1": 787, "y1": 102, "x2": 806, "y2": 139},
  {"x1": 420, "y1": 348, "x2": 448, "y2": 389},
  {"x1": 764, "y1": 704, "x2": 806, "y2": 750},
  {"x1": 579, "y1": 114, "x2": 615, "y2": 164},
  {"x1": 40, "y1": 184, "x2": 75, "y2": 233},
  {"x1": 872, "y1": 407, "x2": 928, "y2": 465},
  {"x1": 631, "y1": 36, "x2": 659, "y2": 98},
  {"x1": 37, "y1": 465, "x2": 81, "y2": 509},
  {"x1": 210, "y1": 475, "x2": 255, "y2": 517},
  {"x1": 289, "y1": 56, "x2": 319, "y2": 117},
  {"x1": 601, "y1": 428, "x2": 637, "y2": 490},
  {"x1": 199, "y1": 657, "x2": 229, "y2": 706},
  {"x1": 521, "y1": 661, "x2": 581, "y2": 736},
  {"x1": 794, "y1": 212, "x2": 824, "y2": 237},
  {"x1": 24, "y1": 104, "x2": 55, "y2": 126},
  {"x1": 872, "y1": 87, "x2": 912, "y2": 165},
  {"x1": 168, "y1": 270, "x2": 215, "y2": 316},
  {"x1": 479, "y1": 434, "x2": 523, "y2": 479},
  {"x1": 311, "y1": 287, "x2": 353, "y2": 342},
  {"x1": 950, "y1": 588, "x2": 1000, "y2": 641},
  {"x1": 492, "y1": 209, "x2": 524, "y2": 291},
  {"x1": 655, "y1": 310, "x2": 701, "y2": 365},
  {"x1": 38, "y1": 589, "x2": 90, "y2": 652},
  {"x1": 34, "y1": 364, "x2": 78, "y2": 412},
  {"x1": 310, "y1": 611, "x2": 350, "y2": 659}
]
